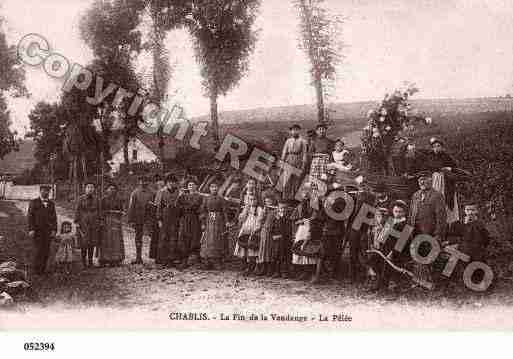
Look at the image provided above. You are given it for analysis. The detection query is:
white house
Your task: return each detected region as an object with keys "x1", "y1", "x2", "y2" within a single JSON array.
[{"x1": 109, "y1": 132, "x2": 179, "y2": 173}]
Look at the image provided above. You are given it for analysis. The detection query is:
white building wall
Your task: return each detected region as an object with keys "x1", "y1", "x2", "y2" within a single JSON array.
[{"x1": 109, "y1": 138, "x2": 158, "y2": 173}]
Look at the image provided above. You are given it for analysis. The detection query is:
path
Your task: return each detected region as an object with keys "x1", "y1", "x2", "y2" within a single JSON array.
[
  {"x1": 13, "y1": 201, "x2": 148, "y2": 264},
  {"x1": 3, "y1": 200, "x2": 513, "y2": 330}
]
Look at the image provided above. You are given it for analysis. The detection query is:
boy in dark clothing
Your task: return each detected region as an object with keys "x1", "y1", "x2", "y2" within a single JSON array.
[
  {"x1": 447, "y1": 203, "x2": 491, "y2": 287},
  {"x1": 270, "y1": 200, "x2": 293, "y2": 278},
  {"x1": 448, "y1": 204, "x2": 490, "y2": 262},
  {"x1": 368, "y1": 200, "x2": 411, "y2": 294}
]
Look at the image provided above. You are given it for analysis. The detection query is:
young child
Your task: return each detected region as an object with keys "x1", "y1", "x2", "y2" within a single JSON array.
[
  {"x1": 290, "y1": 188, "x2": 321, "y2": 281},
  {"x1": 448, "y1": 203, "x2": 491, "y2": 287},
  {"x1": 256, "y1": 194, "x2": 277, "y2": 276},
  {"x1": 234, "y1": 194, "x2": 263, "y2": 275},
  {"x1": 365, "y1": 207, "x2": 390, "y2": 288},
  {"x1": 55, "y1": 221, "x2": 76, "y2": 274},
  {"x1": 449, "y1": 203, "x2": 490, "y2": 261},
  {"x1": 270, "y1": 200, "x2": 293, "y2": 278},
  {"x1": 328, "y1": 139, "x2": 352, "y2": 173},
  {"x1": 240, "y1": 178, "x2": 261, "y2": 207},
  {"x1": 372, "y1": 200, "x2": 410, "y2": 294}
]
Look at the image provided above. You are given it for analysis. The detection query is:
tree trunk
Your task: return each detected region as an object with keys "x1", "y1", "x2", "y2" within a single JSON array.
[
  {"x1": 158, "y1": 127, "x2": 165, "y2": 171},
  {"x1": 73, "y1": 157, "x2": 79, "y2": 202},
  {"x1": 300, "y1": 0, "x2": 325, "y2": 123},
  {"x1": 314, "y1": 72, "x2": 325, "y2": 123},
  {"x1": 210, "y1": 89, "x2": 220, "y2": 149},
  {"x1": 123, "y1": 131, "x2": 129, "y2": 172}
]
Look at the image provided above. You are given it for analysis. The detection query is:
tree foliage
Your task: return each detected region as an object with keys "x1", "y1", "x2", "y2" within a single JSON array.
[
  {"x1": 149, "y1": 0, "x2": 261, "y2": 146},
  {"x1": 0, "y1": 16, "x2": 28, "y2": 159},
  {"x1": 25, "y1": 102, "x2": 69, "y2": 180},
  {"x1": 79, "y1": 0, "x2": 147, "y2": 169}
]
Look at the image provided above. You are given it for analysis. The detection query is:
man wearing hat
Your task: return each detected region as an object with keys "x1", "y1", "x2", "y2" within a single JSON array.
[
  {"x1": 148, "y1": 174, "x2": 165, "y2": 261},
  {"x1": 279, "y1": 124, "x2": 308, "y2": 202},
  {"x1": 127, "y1": 175, "x2": 155, "y2": 264},
  {"x1": 409, "y1": 171, "x2": 447, "y2": 284},
  {"x1": 28, "y1": 184, "x2": 58, "y2": 274},
  {"x1": 75, "y1": 180, "x2": 101, "y2": 268},
  {"x1": 374, "y1": 182, "x2": 393, "y2": 211},
  {"x1": 154, "y1": 173, "x2": 179, "y2": 266}
]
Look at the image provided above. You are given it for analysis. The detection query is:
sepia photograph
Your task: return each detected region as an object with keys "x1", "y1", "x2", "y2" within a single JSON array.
[{"x1": 1, "y1": 0, "x2": 513, "y2": 339}]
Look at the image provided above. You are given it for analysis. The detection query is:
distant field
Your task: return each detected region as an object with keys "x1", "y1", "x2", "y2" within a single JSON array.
[
  {"x1": 206, "y1": 97, "x2": 513, "y2": 151},
  {"x1": 200, "y1": 97, "x2": 513, "y2": 125}
]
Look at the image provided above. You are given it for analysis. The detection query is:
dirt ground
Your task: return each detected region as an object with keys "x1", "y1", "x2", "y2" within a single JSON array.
[{"x1": 2, "y1": 199, "x2": 513, "y2": 330}]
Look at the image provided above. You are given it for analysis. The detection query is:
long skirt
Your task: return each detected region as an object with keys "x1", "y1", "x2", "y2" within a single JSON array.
[
  {"x1": 99, "y1": 211, "x2": 125, "y2": 264},
  {"x1": 200, "y1": 212, "x2": 226, "y2": 260},
  {"x1": 432, "y1": 172, "x2": 459, "y2": 224},
  {"x1": 78, "y1": 214, "x2": 99, "y2": 249},
  {"x1": 178, "y1": 213, "x2": 202, "y2": 255},
  {"x1": 310, "y1": 154, "x2": 330, "y2": 180},
  {"x1": 160, "y1": 225, "x2": 179, "y2": 263},
  {"x1": 292, "y1": 222, "x2": 319, "y2": 265},
  {"x1": 280, "y1": 153, "x2": 304, "y2": 200},
  {"x1": 257, "y1": 225, "x2": 274, "y2": 264},
  {"x1": 234, "y1": 240, "x2": 259, "y2": 258}
]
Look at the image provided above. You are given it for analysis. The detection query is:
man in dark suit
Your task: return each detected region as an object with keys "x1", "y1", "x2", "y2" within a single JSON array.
[{"x1": 28, "y1": 184, "x2": 58, "y2": 275}]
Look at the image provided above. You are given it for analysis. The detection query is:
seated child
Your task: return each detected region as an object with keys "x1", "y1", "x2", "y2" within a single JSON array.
[
  {"x1": 327, "y1": 139, "x2": 352, "y2": 173},
  {"x1": 55, "y1": 221, "x2": 77, "y2": 274},
  {"x1": 234, "y1": 194, "x2": 263, "y2": 275}
]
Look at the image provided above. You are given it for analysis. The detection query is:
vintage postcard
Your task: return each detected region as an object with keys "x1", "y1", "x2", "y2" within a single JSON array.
[{"x1": 1, "y1": 0, "x2": 513, "y2": 336}]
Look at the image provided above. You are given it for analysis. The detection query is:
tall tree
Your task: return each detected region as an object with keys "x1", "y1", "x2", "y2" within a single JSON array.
[
  {"x1": 295, "y1": 0, "x2": 343, "y2": 123},
  {"x1": 141, "y1": 1, "x2": 174, "y2": 168},
  {"x1": 182, "y1": 0, "x2": 261, "y2": 148},
  {"x1": 79, "y1": 0, "x2": 146, "y2": 169},
  {"x1": 26, "y1": 102, "x2": 69, "y2": 180},
  {"x1": 0, "y1": 16, "x2": 28, "y2": 159}
]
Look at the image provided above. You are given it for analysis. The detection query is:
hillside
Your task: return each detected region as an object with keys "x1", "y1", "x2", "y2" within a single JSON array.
[
  {"x1": 197, "y1": 97, "x2": 513, "y2": 125},
  {"x1": 0, "y1": 140, "x2": 36, "y2": 176}
]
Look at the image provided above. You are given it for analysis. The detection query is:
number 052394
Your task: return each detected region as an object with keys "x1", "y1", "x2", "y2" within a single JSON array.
[{"x1": 23, "y1": 342, "x2": 55, "y2": 351}]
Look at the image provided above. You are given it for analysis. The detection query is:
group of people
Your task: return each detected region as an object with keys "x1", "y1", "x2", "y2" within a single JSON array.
[{"x1": 26, "y1": 122, "x2": 492, "y2": 296}]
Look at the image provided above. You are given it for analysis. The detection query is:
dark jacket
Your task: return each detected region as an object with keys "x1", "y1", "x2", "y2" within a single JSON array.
[
  {"x1": 448, "y1": 220, "x2": 490, "y2": 261},
  {"x1": 127, "y1": 187, "x2": 155, "y2": 225},
  {"x1": 27, "y1": 197, "x2": 57, "y2": 235}
]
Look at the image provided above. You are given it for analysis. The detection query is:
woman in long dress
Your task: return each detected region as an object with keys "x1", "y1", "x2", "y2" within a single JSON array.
[
  {"x1": 176, "y1": 179, "x2": 203, "y2": 268},
  {"x1": 280, "y1": 124, "x2": 308, "y2": 201},
  {"x1": 99, "y1": 184, "x2": 125, "y2": 267},
  {"x1": 200, "y1": 182, "x2": 229, "y2": 270}
]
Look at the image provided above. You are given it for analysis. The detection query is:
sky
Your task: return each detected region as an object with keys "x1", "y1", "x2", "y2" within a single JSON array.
[{"x1": 3, "y1": 0, "x2": 513, "y2": 134}]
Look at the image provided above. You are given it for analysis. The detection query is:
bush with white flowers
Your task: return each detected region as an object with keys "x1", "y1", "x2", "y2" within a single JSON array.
[{"x1": 361, "y1": 84, "x2": 432, "y2": 175}]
